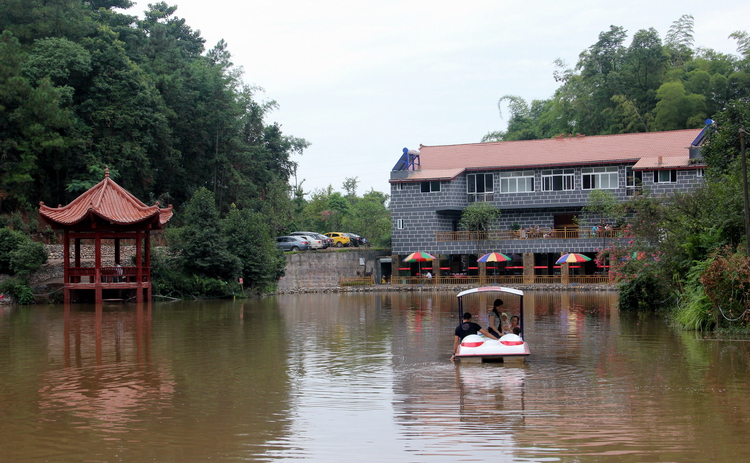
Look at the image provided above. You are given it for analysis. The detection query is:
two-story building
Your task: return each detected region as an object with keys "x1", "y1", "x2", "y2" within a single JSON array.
[{"x1": 389, "y1": 128, "x2": 705, "y2": 280}]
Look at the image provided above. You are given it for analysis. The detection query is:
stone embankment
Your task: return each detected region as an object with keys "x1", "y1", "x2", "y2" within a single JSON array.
[{"x1": 275, "y1": 283, "x2": 617, "y2": 295}]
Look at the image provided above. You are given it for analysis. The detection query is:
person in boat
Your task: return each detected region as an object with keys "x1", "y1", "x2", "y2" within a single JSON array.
[
  {"x1": 487, "y1": 299, "x2": 507, "y2": 338},
  {"x1": 452, "y1": 312, "x2": 499, "y2": 360},
  {"x1": 508, "y1": 315, "x2": 521, "y2": 335}
]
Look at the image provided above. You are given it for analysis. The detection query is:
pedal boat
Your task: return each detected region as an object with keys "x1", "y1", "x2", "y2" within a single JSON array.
[{"x1": 454, "y1": 286, "x2": 530, "y2": 363}]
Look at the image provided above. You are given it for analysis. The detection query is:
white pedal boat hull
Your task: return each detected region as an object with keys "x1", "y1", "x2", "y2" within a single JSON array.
[{"x1": 455, "y1": 333, "x2": 530, "y2": 363}]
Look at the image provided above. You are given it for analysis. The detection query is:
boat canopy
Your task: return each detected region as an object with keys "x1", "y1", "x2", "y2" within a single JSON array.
[{"x1": 456, "y1": 286, "x2": 524, "y2": 299}]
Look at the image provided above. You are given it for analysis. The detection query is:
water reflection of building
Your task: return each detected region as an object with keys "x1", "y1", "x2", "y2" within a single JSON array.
[{"x1": 38, "y1": 303, "x2": 176, "y2": 432}]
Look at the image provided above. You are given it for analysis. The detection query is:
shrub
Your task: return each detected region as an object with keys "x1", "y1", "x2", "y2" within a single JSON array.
[
  {"x1": 618, "y1": 274, "x2": 668, "y2": 311},
  {"x1": 10, "y1": 241, "x2": 48, "y2": 276},
  {"x1": 0, "y1": 277, "x2": 35, "y2": 305},
  {"x1": 0, "y1": 228, "x2": 27, "y2": 274}
]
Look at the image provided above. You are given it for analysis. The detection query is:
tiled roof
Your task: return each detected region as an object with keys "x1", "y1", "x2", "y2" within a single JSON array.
[
  {"x1": 39, "y1": 170, "x2": 173, "y2": 228},
  {"x1": 394, "y1": 129, "x2": 703, "y2": 181}
]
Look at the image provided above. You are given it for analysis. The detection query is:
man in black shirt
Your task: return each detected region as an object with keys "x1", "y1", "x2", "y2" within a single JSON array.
[{"x1": 452, "y1": 312, "x2": 498, "y2": 359}]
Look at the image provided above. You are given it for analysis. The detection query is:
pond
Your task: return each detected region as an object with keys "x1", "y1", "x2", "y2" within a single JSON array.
[{"x1": 1, "y1": 290, "x2": 749, "y2": 462}]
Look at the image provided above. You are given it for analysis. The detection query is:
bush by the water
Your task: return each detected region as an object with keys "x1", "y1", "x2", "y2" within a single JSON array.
[{"x1": 618, "y1": 274, "x2": 668, "y2": 311}]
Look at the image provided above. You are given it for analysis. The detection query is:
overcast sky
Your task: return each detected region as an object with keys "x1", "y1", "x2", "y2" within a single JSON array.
[{"x1": 138, "y1": 0, "x2": 750, "y2": 197}]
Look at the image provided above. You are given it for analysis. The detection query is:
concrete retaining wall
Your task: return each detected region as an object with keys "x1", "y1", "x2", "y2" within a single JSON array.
[{"x1": 277, "y1": 249, "x2": 392, "y2": 291}]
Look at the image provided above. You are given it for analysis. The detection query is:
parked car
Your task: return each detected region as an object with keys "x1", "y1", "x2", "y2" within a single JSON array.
[
  {"x1": 275, "y1": 236, "x2": 310, "y2": 251},
  {"x1": 290, "y1": 231, "x2": 331, "y2": 248},
  {"x1": 324, "y1": 232, "x2": 351, "y2": 247},
  {"x1": 300, "y1": 234, "x2": 325, "y2": 250},
  {"x1": 345, "y1": 233, "x2": 365, "y2": 247}
]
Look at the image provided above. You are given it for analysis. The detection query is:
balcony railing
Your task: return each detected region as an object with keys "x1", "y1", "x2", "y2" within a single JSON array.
[
  {"x1": 383, "y1": 275, "x2": 612, "y2": 286},
  {"x1": 436, "y1": 227, "x2": 623, "y2": 242}
]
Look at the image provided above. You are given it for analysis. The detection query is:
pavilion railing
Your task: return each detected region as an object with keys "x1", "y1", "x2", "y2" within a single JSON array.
[{"x1": 66, "y1": 266, "x2": 150, "y2": 284}]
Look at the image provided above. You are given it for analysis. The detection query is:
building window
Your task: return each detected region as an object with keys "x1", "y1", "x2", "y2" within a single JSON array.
[
  {"x1": 696, "y1": 168, "x2": 704, "y2": 178},
  {"x1": 467, "y1": 173, "x2": 494, "y2": 202},
  {"x1": 541, "y1": 169, "x2": 575, "y2": 191},
  {"x1": 626, "y1": 167, "x2": 643, "y2": 196},
  {"x1": 653, "y1": 170, "x2": 677, "y2": 183},
  {"x1": 395, "y1": 183, "x2": 403, "y2": 190},
  {"x1": 500, "y1": 171, "x2": 534, "y2": 193},
  {"x1": 396, "y1": 219, "x2": 404, "y2": 229},
  {"x1": 421, "y1": 181, "x2": 441, "y2": 193},
  {"x1": 582, "y1": 166, "x2": 618, "y2": 189}
]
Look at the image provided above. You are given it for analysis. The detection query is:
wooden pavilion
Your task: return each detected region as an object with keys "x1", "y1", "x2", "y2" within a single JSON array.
[{"x1": 39, "y1": 169, "x2": 173, "y2": 304}]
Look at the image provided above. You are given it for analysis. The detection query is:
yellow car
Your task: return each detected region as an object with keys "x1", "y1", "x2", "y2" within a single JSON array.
[{"x1": 324, "y1": 232, "x2": 351, "y2": 247}]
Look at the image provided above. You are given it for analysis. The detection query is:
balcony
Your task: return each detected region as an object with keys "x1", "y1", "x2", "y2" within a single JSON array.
[{"x1": 436, "y1": 227, "x2": 623, "y2": 242}]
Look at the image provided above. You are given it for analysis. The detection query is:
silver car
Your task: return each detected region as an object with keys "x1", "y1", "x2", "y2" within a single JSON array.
[{"x1": 275, "y1": 236, "x2": 310, "y2": 251}]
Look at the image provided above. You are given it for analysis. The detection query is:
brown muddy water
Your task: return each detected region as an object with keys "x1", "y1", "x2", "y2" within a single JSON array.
[{"x1": 1, "y1": 291, "x2": 749, "y2": 462}]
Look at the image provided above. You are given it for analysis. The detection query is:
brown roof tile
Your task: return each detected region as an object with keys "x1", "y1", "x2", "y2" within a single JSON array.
[
  {"x1": 39, "y1": 171, "x2": 173, "y2": 228},
  {"x1": 396, "y1": 129, "x2": 702, "y2": 181}
]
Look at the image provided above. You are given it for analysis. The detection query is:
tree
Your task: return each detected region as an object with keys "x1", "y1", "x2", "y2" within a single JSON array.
[
  {"x1": 223, "y1": 204, "x2": 285, "y2": 292},
  {"x1": 170, "y1": 188, "x2": 241, "y2": 281},
  {"x1": 459, "y1": 202, "x2": 501, "y2": 254},
  {"x1": 701, "y1": 100, "x2": 750, "y2": 177}
]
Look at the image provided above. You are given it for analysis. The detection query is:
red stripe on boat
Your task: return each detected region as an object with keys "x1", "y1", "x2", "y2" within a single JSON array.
[
  {"x1": 461, "y1": 341, "x2": 484, "y2": 348},
  {"x1": 501, "y1": 340, "x2": 524, "y2": 346}
]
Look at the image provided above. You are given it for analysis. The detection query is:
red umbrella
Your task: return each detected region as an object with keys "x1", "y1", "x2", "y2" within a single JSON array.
[
  {"x1": 402, "y1": 251, "x2": 436, "y2": 262},
  {"x1": 556, "y1": 253, "x2": 592, "y2": 264},
  {"x1": 477, "y1": 252, "x2": 511, "y2": 263}
]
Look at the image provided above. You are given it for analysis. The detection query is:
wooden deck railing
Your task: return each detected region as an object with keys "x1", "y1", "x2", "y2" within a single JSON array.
[
  {"x1": 339, "y1": 276, "x2": 375, "y2": 286},
  {"x1": 436, "y1": 227, "x2": 623, "y2": 242},
  {"x1": 382, "y1": 275, "x2": 612, "y2": 286}
]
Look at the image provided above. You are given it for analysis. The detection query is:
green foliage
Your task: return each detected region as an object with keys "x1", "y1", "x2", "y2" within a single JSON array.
[
  {"x1": 0, "y1": 227, "x2": 27, "y2": 273},
  {"x1": 700, "y1": 248, "x2": 750, "y2": 323},
  {"x1": 491, "y1": 21, "x2": 750, "y2": 140},
  {"x1": 459, "y1": 201, "x2": 501, "y2": 232},
  {"x1": 170, "y1": 188, "x2": 241, "y2": 281},
  {"x1": 673, "y1": 261, "x2": 715, "y2": 331},
  {"x1": 9, "y1": 240, "x2": 48, "y2": 276},
  {"x1": 223, "y1": 204, "x2": 285, "y2": 293},
  {"x1": 701, "y1": 101, "x2": 750, "y2": 177},
  {"x1": 0, "y1": 277, "x2": 35, "y2": 304},
  {"x1": 0, "y1": 2, "x2": 307, "y2": 215},
  {"x1": 618, "y1": 274, "x2": 667, "y2": 311}
]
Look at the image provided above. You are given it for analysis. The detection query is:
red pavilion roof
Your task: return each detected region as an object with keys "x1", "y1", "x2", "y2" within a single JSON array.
[{"x1": 39, "y1": 169, "x2": 173, "y2": 229}]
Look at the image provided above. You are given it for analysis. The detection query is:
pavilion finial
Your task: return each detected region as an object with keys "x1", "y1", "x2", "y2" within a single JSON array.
[{"x1": 104, "y1": 166, "x2": 109, "y2": 178}]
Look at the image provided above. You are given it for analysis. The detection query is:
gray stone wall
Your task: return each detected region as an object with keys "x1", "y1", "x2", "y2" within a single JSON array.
[
  {"x1": 277, "y1": 250, "x2": 392, "y2": 291},
  {"x1": 391, "y1": 163, "x2": 703, "y2": 255}
]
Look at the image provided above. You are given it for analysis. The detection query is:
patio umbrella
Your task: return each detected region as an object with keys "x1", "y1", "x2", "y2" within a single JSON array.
[
  {"x1": 477, "y1": 252, "x2": 512, "y2": 263},
  {"x1": 556, "y1": 253, "x2": 592, "y2": 264},
  {"x1": 402, "y1": 251, "x2": 436, "y2": 262}
]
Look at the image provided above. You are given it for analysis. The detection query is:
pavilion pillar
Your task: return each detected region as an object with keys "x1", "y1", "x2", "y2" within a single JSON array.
[
  {"x1": 63, "y1": 230, "x2": 71, "y2": 303},
  {"x1": 136, "y1": 230, "x2": 143, "y2": 303},
  {"x1": 146, "y1": 232, "x2": 152, "y2": 301},
  {"x1": 94, "y1": 229, "x2": 102, "y2": 304}
]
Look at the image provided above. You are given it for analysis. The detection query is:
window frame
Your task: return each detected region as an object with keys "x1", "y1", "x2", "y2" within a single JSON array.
[
  {"x1": 581, "y1": 166, "x2": 618, "y2": 190},
  {"x1": 653, "y1": 169, "x2": 677, "y2": 183},
  {"x1": 396, "y1": 219, "x2": 404, "y2": 229},
  {"x1": 541, "y1": 168, "x2": 575, "y2": 191},
  {"x1": 421, "y1": 181, "x2": 441, "y2": 193},
  {"x1": 499, "y1": 170, "x2": 534, "y2": 193},
  {"x1": 467, "y1": 173, "x2": 494, "y2": 202}
]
